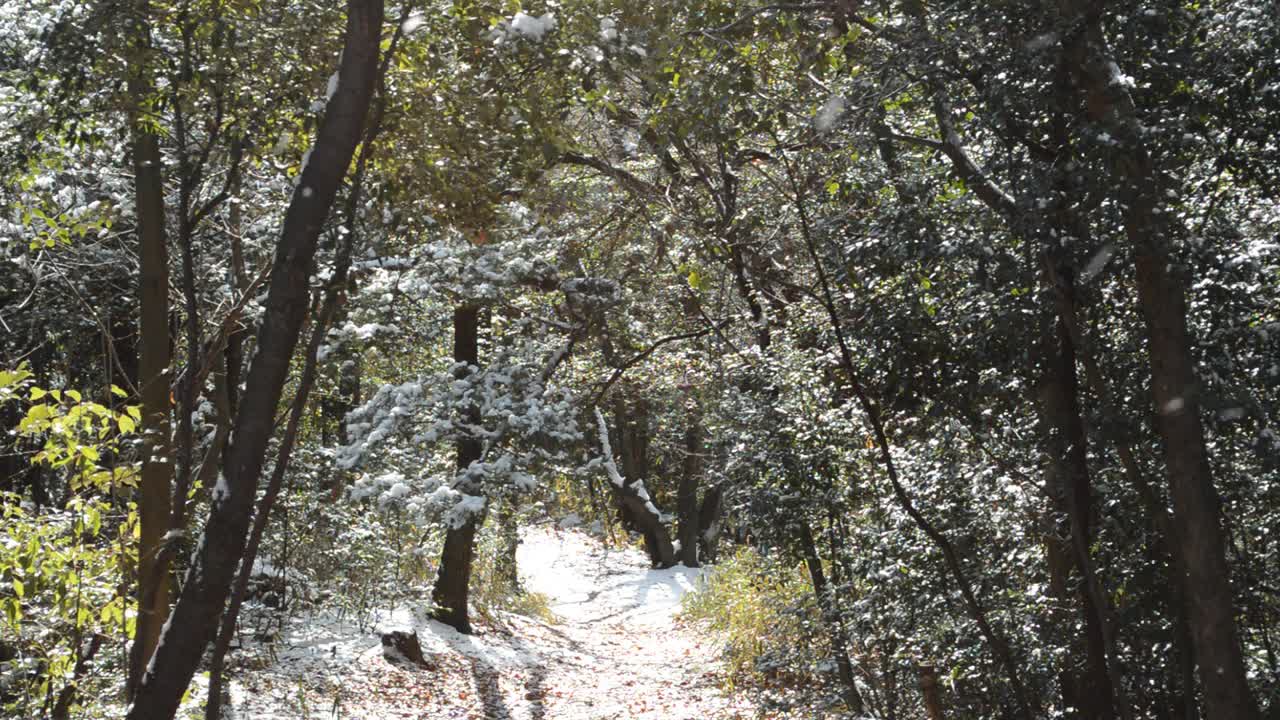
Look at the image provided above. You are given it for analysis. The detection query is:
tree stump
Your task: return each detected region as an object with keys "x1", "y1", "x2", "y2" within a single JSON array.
[{"x1": 380, "y1": 629, "x2": 436, "y2": 670}]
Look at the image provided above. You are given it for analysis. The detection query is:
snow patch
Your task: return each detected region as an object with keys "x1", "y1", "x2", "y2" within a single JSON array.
[{"x1": 814, "y1": 95, "x2": 846, "y2": 132}]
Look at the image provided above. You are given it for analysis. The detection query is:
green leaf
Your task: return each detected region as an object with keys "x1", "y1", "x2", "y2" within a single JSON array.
[
  {"x1": 29, "y1": 387, "x2": 47, "y2": 400},
  {"x1": 0, "y1": 367, "x2": 32, "y2": 390},
  {"x1": 3, "y1": 598, "x2": 20, "y2": 627}
]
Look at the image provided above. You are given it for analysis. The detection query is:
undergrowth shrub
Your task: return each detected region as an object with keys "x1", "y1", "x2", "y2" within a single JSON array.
[
  {"x1": 0, "y1": 367, "x2": 138, "y2": 717},
  {"x1": 266, "y1": 470, "x2": 439, "y2": 634},
  {"x1": 681, "y1": 546, "x2": 825, "y2": 688}
]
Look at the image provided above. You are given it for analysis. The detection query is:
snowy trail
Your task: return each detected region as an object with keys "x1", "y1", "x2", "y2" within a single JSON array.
[
  {"x1": 223, "y1": 527, "x2": 755, "y2": 719},
  {"x1": 504, "y1": 528, "x2": 752, "y2": 719}
]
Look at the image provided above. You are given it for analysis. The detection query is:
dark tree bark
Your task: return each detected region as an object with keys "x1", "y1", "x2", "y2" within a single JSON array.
[
  {"x1": 607, "y1": 393, "x2": 677, "y2": 567},
  {"x1": 1058, "y1": 11, "x2": 1260, "y2": 719},
  {"x1": 612, "y1": 484, "x2": 676, "y2": 568},
  {"x1": 796, "y1": 519, "x2": 864, "y2": 714},
  {"x1": 1043, "y1": 514, "x2": 1083, "y2": 714},
  {"x1": 615, "y1": 394, "x2": 650, "y2": 498},
  {"x1": 203, "y1": 56, "x2": 399, "y2": 706},
  {"x1": 1037, "y1": 276, "x2": 1119, "y2": 720},
  {"x1": 124, "y1": 0, "x2": 172, "y2": 696},
  {"x1": 677, "y1": 389, "x2": 703, "y2": 567},
  {"x1": 432, "y1": 304, "x2": 486, "y2": 634},
  {"x1": 595, "y1": 405, "x2": 677, "y2": 568},
  {"x1": 125, "y1": 3, "x2": 384, "y2": 717},
  {"x1": 494, "y1": 497, "x2": 521, "y2": 594}
]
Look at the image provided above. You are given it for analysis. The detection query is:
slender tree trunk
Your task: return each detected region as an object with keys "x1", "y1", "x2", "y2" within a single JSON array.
[
  {"x1": 697, "y1": 483, "x2": 724, "y2": 563},
  {"x1": 1038, "y1": 268, "x2": 1123, "y2": 720},
  {"x1": 782, "y1": 154, "x2": 1035, "y2": 720},
  {"x1": 919, "y1": 664, "x2": 946, "y2": 720},
  {"x1": 494, "y1": 497, "x2": 520, "y2": 594},
  {"x1": 1043, "y1": 506, "x2": 1082, "y2": 714},
  {"x1": 125, "y1": 4, "x2": 383, "y2": 717},
  {"x1": 796, "y1": 519, "x2": 864, "y2": 714},
  {"x1": 432, "y1": 304, "x2": 485, "y2": 634},
  {"x1": 677, "y1": 389, "x2": 702, "y2": 567},
  {"x1": 1059, "y1": 13, "x2": 1260, "y2": 718},
  {"x1": 125, "y1": 0, "x2": 172, "y2": 696},
  {"x1": 204, "y1": 67, "x2": 396, "y2": 708},
  {"x1": 1132, "y1": 236, "x2": 1256, "y2": 719}
]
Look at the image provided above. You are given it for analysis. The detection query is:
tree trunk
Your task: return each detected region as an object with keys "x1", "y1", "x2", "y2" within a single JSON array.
[
  {"x1": 125, "y1": 0, "x2": 172, "y2": 696},
  {"x1": 1038, "y1": 269, "x2": 1121, "y2": 720},
  {"x1": 697, "y1": 483, "x2": 724, "y2": 563},
  {"x1": 124, "y1": 4, "x2": 384, "y2": 717},
  {"x1": 919, "y1": 664, "x2": 946, "y2": 720},
  {"x1": 432, "y1": 304, "x2": 485, "y2": 634},
  {"x1": 595, "y1": 406, "x2": 677, "y2": 568},
  {"x1": 608, "y1": 394, "x2": 676, "y2": 566},
  {"x1": 205, "y1": 94, "x2": 387, "y2": 713},
  {"x1": 677, "y1": 391, "x2": 702, "y2": 567},
  {"x1": 783, "y1": 152, "x2": 1035, "y2": 720},
  {"x1": 796, "y1": 519, "x2": 864, "y2": 714},
  {"x1": 1059, "y1": 13, "x2": 1260, "y2": 718},
  {"x1": 1133, "y1": 237, "x2": 1256, "y2": 719},
  {"x1": 494, "y1": 497, "x2": 520, "y2": 594},
  {"x1": 1044, "y1": 511, "x2": 1082, "y2": 714}
]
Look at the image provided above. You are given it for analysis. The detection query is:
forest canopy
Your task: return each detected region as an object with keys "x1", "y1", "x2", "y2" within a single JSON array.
[{"x1": 0, "y1": 0, "x2": 1277, "y2": 718}]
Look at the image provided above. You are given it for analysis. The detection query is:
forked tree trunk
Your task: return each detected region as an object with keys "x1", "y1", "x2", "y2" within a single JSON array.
[
  {"x1": 432, "y1": 304, "x2": 485, "y2": 634},
  {"x1": 125, "y1": 0, "x2": 172, "y2": 696},
  {"x1": 608, "y1": 395, "x2": 676, "y2": 567},
  {"x1": 1038, "y1": 267, "x2": 1122, "y2": 720},
  {"x1": 1059, "y1": 12, "x2": 1260, "y2": 718},
  {"x1": 124, "y1": 3, "x2": 384, "y2": 717},
  {"x1": 595, "y1": 406, "x2": 677, "y2": 568}
]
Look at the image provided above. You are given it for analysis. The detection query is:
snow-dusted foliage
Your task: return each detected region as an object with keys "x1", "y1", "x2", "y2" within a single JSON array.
[
  {"x1": 489, "y1": 11, "x2": 557, "y2": 44},
  {"x1": 340, "y1": 349, "x2": 581, "y2": 527}
]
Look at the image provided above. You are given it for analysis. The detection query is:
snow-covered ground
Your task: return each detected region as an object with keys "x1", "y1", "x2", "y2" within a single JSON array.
[
  {"x1": 517, "y1": 525, "x2": 703, "y2": 628},
  {"x1": 221, "y1": 526, "x2": 757, "y2": 719}
]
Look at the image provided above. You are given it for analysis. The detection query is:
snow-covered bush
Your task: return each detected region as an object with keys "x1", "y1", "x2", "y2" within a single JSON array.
[{"x1": 340, "y1": 347, "x2": 581, "y2": 528}]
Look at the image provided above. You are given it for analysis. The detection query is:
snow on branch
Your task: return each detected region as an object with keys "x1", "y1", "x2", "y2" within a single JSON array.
[
  {"x1": 594, "y1": 406, "x2": 626, "y2": 489},
  {"x1": 593, "y1": 406, "x2": 663, "y2": 519}
]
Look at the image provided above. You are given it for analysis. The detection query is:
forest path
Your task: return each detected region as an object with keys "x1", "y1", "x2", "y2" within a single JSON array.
[
  {"x1": 223, "y1": 527, "x2": 755, "y2": 719},
  {"x1": 498, "y1": 527, "x2": 753, "y2": 719}
]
